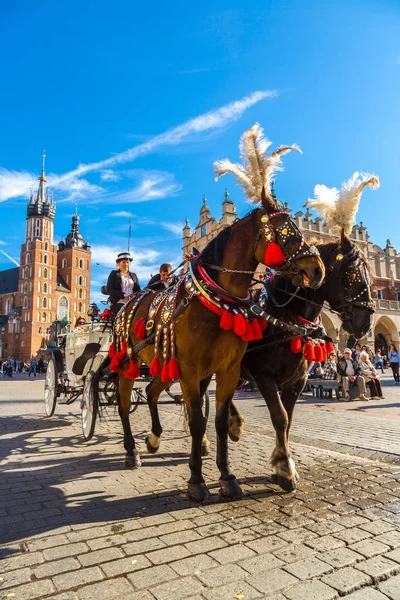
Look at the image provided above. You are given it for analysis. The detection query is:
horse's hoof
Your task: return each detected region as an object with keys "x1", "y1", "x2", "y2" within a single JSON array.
[
  {"x1": 271, "y1": 474, "x2": 297, "y2": 492},
  {"x1": 219, "y1": 477, "x2": 243, "y2": 498},
  {"x1": 201, "y1": 443, "x2": 210, "y2": 457},
  {"x1": 125, "y1": 451, "x2": 141, "y2": 469},
  {"x1": 145, "y1": 435, "x2": 159, "y2": 454},
  {"x1": 187, "y1": 482, "x2": 210, "y2": 503}
]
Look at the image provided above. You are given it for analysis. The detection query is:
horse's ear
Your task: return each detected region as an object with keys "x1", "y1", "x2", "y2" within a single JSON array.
[
  {"x1": 340, "y1": 228, "x2": 353, "y2": 254},
  {"x1": 261, "y1": 186, "x2": 277, "y2": 214}
]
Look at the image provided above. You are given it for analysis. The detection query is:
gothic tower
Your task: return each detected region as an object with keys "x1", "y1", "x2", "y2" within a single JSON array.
[{"x1": 19, "y1": 152, "x2": 58, "y2": 359}]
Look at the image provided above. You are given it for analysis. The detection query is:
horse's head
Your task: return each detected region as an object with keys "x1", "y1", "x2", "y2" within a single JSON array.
[
  {"x1": 322, "y1": 230, "x2": 375, "y2": 338},
  {"x1": 254, "y1": 189, "x2": 325, "y2": 289}
]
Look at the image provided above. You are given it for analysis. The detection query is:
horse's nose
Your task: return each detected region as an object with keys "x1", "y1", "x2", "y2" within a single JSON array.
[{"x1": 313, "y1": 265, "x2": 323, "y2": 282}]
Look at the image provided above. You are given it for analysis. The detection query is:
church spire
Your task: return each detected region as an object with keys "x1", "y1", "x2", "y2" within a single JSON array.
[{"x1": 27, "y1": 151, "x2": 55, "y2": 219}]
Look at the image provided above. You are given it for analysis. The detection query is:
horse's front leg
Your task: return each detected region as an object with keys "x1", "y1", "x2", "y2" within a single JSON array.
[
  {"x1": 215, "y1": 366, "x2": 243, "y2": 498},
  {"x1": 145, "y1": 376, "x2": 169, "y2": 454},
  {"x1": 278, "y1": 377, "x2": 306, "y2": 484},
  {"x1": 118, "y1": 374, "x2": 141, "y2": 469},
  {"x1": 180, "y1": 378, "x2": 209, "y2": 502}
]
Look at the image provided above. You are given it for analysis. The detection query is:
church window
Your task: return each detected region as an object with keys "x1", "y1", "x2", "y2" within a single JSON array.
[
  {"x1": 44, "y1": 254, "x2": 48, "y2": 264},
  {"x1": 21, "y1": 341, "x2": 25, "y2": 347},
  {"x1": 29, "y1": 266, "x2": 32, "y2": 277},
  {"x1": 43, "y1": 268, "x2": 48, "y2": 279},
  {"x1": 396, "y1": 291, "x2": 400, "y2": 302},
  {"x1": 22, "y1": 327, "x2": 25, "y2": 333},
  {"x1": 44, "y1": 241, "x2": 48, "y2": 251},
  {"x1": 29, "y1": 282, "x2": 32, "y2": 292},
  {"x1": 62, "y1": 258, "x2": 67, "y2": 268},
  {"x1": 79, "y1": 289, "x2": 83, "y2": 299},
  {"x1": 24, "y1": 282, "x2": 28, "y2": 293},
  {"x1": 23, "y1": 297, "x2": 28, "y2": 309},
  {"x1": 43, "y1": 283, "x2": 48, "y2": 293},
  {"x1": 78, "y1": 276, "x2": 83, "y2": 286},
  {"x1": 5, "y1": 299, "x2": 12, "y2": 313},
  {"x1": 42, "y1": 312, "x2": 46, "y2": 323},
  {"x1": 377, "y1": 290, "x2": 383, "y2": 300},
  {"x1": 58, "y1": 296, "x2": 69, "y2": 320},
  {"x1": 38, "y1": 327, "x2": 42, "y2": 334},
  {"x1": 25, "y1": 253, "x2": 30, "y2": 264},
  {"x1": 15, "y1": 320, "x2": 20, "y2": 334},
  {"x1": 79, "y1": 259, "x2": 84, "y2": 269},
  {"x1": 36, "y1": 219, "x2": 40, "y2": 236},
  {"x1": 26, "y1": 240, "x2": 31, "y2": 250},
  {"x1": 78, "y1": 302, "x2": 83, "y2": 313},
  {"x1": 38, "y1": 266, "x2": 41, "y2": 277},
  {"x1": 42, "y1": 298, "x2": 47, "y2": 308},
  {"x1": 201, "y1": 224, "x2": 206, "y2": 237}
]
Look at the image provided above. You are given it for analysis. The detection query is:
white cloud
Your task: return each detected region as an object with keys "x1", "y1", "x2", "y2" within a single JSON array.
[
  {"x1": 0, "y1": 168, "x2": 37, "y2": 201},
  {"x1": 160, "y1": 222, "x2": 183, "y2": 235},
  {"x1": 108, "y1": 211, "x2": 136, "y2": 218},
  {"x1": 91, "y1": 244, "x2": 160, "y2": 269},
  {"x1": 100, "y1": 169, "x2": 120, "y2": 182},
  {"x1": 111, "y1": 172, "x2": 182, "y2": 203}
]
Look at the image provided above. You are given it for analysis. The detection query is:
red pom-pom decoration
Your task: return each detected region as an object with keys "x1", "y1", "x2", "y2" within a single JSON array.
[
  {"x1": 233, "y1": 313, "x2": 247, "y2": 337},
  {"x1": 314, "y1": 344, "x2": 323, "y2": 362},
  {"x1": 304, "y1": 341, "x2": 316, "y2": 361},
  {"x1": 124, "y1": 359, "x2": 140, "y2": 380},
  {"x1": 251, "y1": 319, "x2": 263, "y2": 340},
  {"x1": 133, "y1": 317, "x2": 146, "y2": 340},
  {"x1": 110, "y1": 340, "x2": 127, "y2": 372},
  {"x1": 220, "y1": 310, "x2": 234, "y2": 331},
  {"x1": 290, "y1": 337, "x2": 303, "y2": 353},
  {"x1": 326, "y1": 341, "x2": 335, "y2": 354},
  {"x1": 320, "y1": 343, "x2": 327, "y2": 362},
  {"x1": 149, "y1": 357, "x2": 162, "y2": 376},
  {"x1": 161, "y1": 360, "x2": 171, "y2": 382},
  {"x1": 258, "y1": 318, "x2": 268, "y2": 331},
  {"x1": 242, "y1": 321, "x2": 254, "y2": 342},
  {"x1": 264, "y1": 242, "x2": 285, "y2": 268},
  {"x1": 168, "y1": 356, "x2": 180, "y2": 379}
]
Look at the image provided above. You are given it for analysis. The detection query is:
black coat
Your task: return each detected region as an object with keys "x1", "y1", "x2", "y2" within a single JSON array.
[
  {"x1": 106, "y1": 270, "x2": 140, "y2": 310},
  {"x1": 146, "y1": 273, "x2": 177, "y2": 291},
  {"x1": 337, "y1": 357, "x2": 361, "y2": 378}
]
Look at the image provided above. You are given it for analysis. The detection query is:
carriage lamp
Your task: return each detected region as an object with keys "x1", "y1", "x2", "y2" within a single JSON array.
[{"x1": 88, "y1": 303, "x2": 100, "y2": 322}]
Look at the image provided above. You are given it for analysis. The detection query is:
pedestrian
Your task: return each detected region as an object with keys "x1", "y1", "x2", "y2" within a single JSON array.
[
  {"x1": 37, "y1": 358, "x2": 44, "y2": 374},
  {"x1": 388, "y1": 343, "x2": 400, "y2": 384},
  {"x1": 147, "y1": 263, "x2": 176, "y2": 291},
  {"x1": 28, "y1": 356, "x2": 37, "y2": 378},
  {"x1": 352, "y1": 343, "x2": 362, "y2": 361},
  {"x1": 358, "y1": 351, "x2": 384, "y2": 399},
  {"x1": 106, "y1": 252, "x2": 140, "y2": 314},
  {"x1": 374, "y1": 349, "x2": 384, "y2": 374},
  {"x1": 337, "y1": 348, "x2": 368, "y2": 402}
]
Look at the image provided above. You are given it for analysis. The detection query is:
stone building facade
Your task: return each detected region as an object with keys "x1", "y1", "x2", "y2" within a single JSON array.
[
  {"x1": 182, "y1": 193, "x2": 400, "y2": 352},
  {"x1": 0, "y1": 156, "x2": 91, "y2": 362}
]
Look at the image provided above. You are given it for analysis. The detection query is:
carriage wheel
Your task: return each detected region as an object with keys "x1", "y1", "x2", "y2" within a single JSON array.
[
  {"x1": 129, "y1": 388, "x2": 140, "y2": 413},
  {"x1": 44, "y1": 353, "x2": 57, "y2": 417},
  {"x1": 81, "y1": 370, "x2": 98, "y2": 441}
]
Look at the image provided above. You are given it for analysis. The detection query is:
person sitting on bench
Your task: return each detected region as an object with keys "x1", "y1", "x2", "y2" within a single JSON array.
[
  {"x1": 323, "y1": 351, "x2": 338, "y2": 380},
  {"x1": 358, "y1": 351, "x2": 385, "y2": 399},
  {"x1": 338, "y1": 348, "x2": 368, "y2": 402}
]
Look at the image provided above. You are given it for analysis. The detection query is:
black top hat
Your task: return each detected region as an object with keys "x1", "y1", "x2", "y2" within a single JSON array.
[{"x1": 116, "y1": 252, "x2": 133, "y2": 262}]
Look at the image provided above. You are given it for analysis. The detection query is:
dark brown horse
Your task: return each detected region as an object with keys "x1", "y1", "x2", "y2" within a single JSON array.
[
  {"x1": 115, "y1": 193, "x2": 325, "y2": 502},
  {"x1": 228, "y1": 230, "x2": 375, "y2": 491}
]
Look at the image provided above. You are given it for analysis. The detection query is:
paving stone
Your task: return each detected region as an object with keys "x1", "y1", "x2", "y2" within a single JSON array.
[
  {"x1": 359, "y1": 520, "x2": 396, "y2": 535},
  {"x1": 305, "y1": 534, "x2": 346, "y2": 552},
  {"x1": 376, "y1": 531, "x2": 400, "y2": 549},
  {"x1": 87, "y1": 534, "x2": 128, "y2": 551},
  {"x1": 160, "y1": 529, "x2": 201, "y2": 546},
  {"x1": 53, "y1": 566, "x2": 104, "y2": 591},
  {"x1": 246, "y1": 535, "x2": 288, "y2": 554},
  {"x1": 322, "y1": 566, "x2": 373, "y2": 594},
  {"x1": 350, "y1": 539, "x2": 391, "y2": 558},
  {"x1": 378, "y1": 573, "x2": 400, "y2": 599},
  {"x1": 240, "y1": 552, "x2": 284, "y2": 574},
  {"x1": 278, "y1": 527, "x2": 318, "y2": 544},
  {"x1": 123, "y1": 537, "x2": 168, "y2": 556},
  {"x1": 0, "y1": 551, "x2": 45, "y2": 571},
  {"x1": 386, "y1": 548, "x2": 400, "y2": 564},
  {"x1": 27, "y1": 534, "x2": 70, "y2": 552},
  {"x1": 247, "y1": 567, "x2": 299, "y2": 595},
  {"x1": 202, "y1": 579, "x2": 261, "y2": 600},
  {"x1": 146, "y1": 544, "x2": 191, "y2": 565},
  {"x1": 196, "y1": 563, "x2": 248, "y2": 587},
  {"x1": 33, "y1": 557, "x2": 80, "y2": 578},
  {"x1": 149, "y1": 576, "x2": 206, "y2": 600},
  {"x1": 170, "y1": 553, "x2": 219, "y2": 576},
  {"x1": 127, "y1": 564, "x2": 177, "y2": 589},
  {"x1": 306, "y1": 520, "x2": 344, "y2": 536},
  {"x1": 77, "y1": 577, "x2": 135, "y2": 600},
  {"x1": 356, "y1": 556, "x2": 400, "y2": 581},
  {"x1": 322, "y1": 547, "x2": 364, "y2": 568},
  {"x1": 184, "y1": 535, "x2": 227, "y2": 554},
  {"x1": 345, "y1": 588, "x2": 391, "y2": 599},
  {"x1": 209, "y1": 543, "x2": 256, "y2": 564},
  {"x1": 335, "y1": 527, "x2": 374, "y2": 545},
  {"x1": 284, "y1": 555, "x2": 333, "y2": 580},
  {"x1": 0, "y1": 579, "x2": 55, "y2": 600},
  {"x1": 283, "y1": 579, "x2": 339, "y2": 600},
  {"x1": 220, "y1": 528, "x2": 259, "y2": 544},
  {"x1": 101, "y1": 554, "x2": 152, "y2": 577},
  {"x1": 273, "y1": 543, "x2": 315, "y2": 564},
  {"x1": 0, "y1": 567, "x2": 31, "y2": 589},
  {"x1": 43, "y1": 542, "x2": 89, "y2": 561}
]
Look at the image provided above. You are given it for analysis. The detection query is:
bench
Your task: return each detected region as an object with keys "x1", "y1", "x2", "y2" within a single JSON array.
[{"x1": 307, "y1": 379, "x2": 361, "y2": 401}]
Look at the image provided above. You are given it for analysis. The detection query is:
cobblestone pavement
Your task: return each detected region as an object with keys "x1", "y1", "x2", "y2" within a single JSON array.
[{"x1": 1, "y1": 378, "x2": 400, "y2": 600}]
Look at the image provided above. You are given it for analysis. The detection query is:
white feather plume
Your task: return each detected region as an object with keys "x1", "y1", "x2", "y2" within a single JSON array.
[
  {"x1": 306, "y1": 172, "x2": 380, "y2": 235},
  {"x1": 214, "y1": 123, "x2": 302, "y2": 204}
]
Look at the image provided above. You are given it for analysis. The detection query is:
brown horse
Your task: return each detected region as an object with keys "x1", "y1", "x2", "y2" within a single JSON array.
[{"x1": 115, "y1": 191, "x2": 325, "y2": 501}]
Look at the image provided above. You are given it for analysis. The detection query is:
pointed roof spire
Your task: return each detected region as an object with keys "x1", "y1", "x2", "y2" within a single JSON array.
[{"x1": 41, "y1": 149, "x2": 46, "y2": 180}]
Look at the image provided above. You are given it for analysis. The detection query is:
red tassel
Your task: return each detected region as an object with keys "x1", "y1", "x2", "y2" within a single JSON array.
[
  {"x1": 326, "y1": 341, "x2": 335, "y2": 354},
  {"x1": 264, "y1": 242, "x2": 285, "y2": 268},
  {"x1": 149, "y1": 357, "x2": 162, "y2": 376},
  {"x1": 242, "y1": 321, "x2": 254, "y2": 342},
  {"x1": 233, "y1": 313, "x2": 247, "y2": 337},
  {"x1": 108, "y1": 342, "x2": 116, "y2": 359},
  {"x1": 133, "y1": 318, "x2": 146, "y2": 340},
  {"x1": 258, "y1": 318, "x2": 268, "y2": 331},
  {"x1": 251, "y1": 319, "x2": 263, "y2": 340},
  {"x1": 320, "y1": 343, "x2": 327, "y2": 362},
  {"x1": 161, "y1": 360, "x2": 171, "y2": 382},
  {"x1": 220, "y1": 310, "x2": 234, "y2": 331},
  {"x1": 110, "y1": 340, "x2": 127, "y2": 372},
  {"x1": 124, "y1": 359, "x2": 140, "y2": 379},
  {"x1": 169, "y1": 356, "x2": 180, "y2": 379},
  {"x1": 314, "y1": 344, "x2": 323, "y2": 362},
  {"x1": 304, "y1": 341, "x2": 316, "y2": 361},
  {"x1": 290, "y1": 337, "x2": 303, "y2": 353}
]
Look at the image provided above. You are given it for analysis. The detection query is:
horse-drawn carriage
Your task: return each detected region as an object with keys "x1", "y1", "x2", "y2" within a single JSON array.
[{"x1": 44, "y1": 318, "x2": 209, "y2": 441}]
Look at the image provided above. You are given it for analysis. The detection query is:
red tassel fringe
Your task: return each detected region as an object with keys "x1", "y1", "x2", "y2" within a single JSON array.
[
  {"x1": 220, "y1": 310, "x2": 234, "y2": 331},
  {"x1": 242, "y1": 321, "x2": 255, "y2": 342},
  {"x1": 108, "y1": 342, "x2": 116, "y2": 359},
  {"x1": 321, "y1": 343, "x2": 327, "y2": 362},
  {"x1": 233, "y1": 313, "x2": 247, "y2": 336},
  {"x1": 290, "y1": 337, "x2": 303, "y2": 353},
  {"x1": 314, "y1": 344, "x2": 323, "y2": 362},
  {"x1": 133, "y1": 317, "x2": 146, "y2": 340},
  {"x1": 169, "y1": 356, "x2": 180, "y2": 379},
  {"x1": 251, "y1": 319, "x2": 263, "y2": 340},
  {"x1": 326, "y1": 341, "x2": 335, "y2": 354},
  {"x1": 264, "y1": 242, "x2": 285, "y2": 268},
  {"x1": 161, "y1": 360, "x2": 171, "y2": 382},
  {"x1": 259, "y1": 318, "x2": 268, "y2": 331},
  {"x1": 124, "y1": 359, "x2": 140, "y2": 379},
  {"x1": 110, "y1": 340, "x2": 127, "y2": 372},
  {"x1": 304, "y1": 341, "x2": 316, "y2": 362},
  {"x1": 149, "y1": 357, "x2": 162, "y2": 376}
]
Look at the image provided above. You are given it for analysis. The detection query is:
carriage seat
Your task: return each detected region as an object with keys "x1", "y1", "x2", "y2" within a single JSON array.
[{"x1": 101, "y1": 285, "x2": 109, "y2": 296}]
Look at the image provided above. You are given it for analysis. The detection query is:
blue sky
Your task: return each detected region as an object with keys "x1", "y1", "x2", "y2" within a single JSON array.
[{"x1": 0, "y1": 0, "x2": 399, "y2": 302}]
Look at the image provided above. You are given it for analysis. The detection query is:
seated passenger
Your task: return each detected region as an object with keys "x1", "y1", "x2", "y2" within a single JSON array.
[
  {"x1": 73, "y1": 317, "x2": 86, "y2": 332},
  {"x1": 106, "y1": 252, "x2": 140, "y2": 314},
  {"x1": 147, "y1": 263, "x2": 175, "y2": 291},
  {"x1": 337, "y1": 348, "x2": 368, "y2": 402}
]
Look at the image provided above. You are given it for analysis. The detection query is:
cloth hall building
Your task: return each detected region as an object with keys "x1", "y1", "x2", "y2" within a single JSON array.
[
  {"x1": 0, "y1": 157, "x2": 91, "y2": 362},
  {"x1": 182, "y1": 191, "x2": 400, "y2": 353}
]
